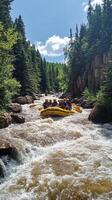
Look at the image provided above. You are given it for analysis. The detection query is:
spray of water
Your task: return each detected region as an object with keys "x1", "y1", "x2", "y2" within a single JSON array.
[{"x1": 0, "y1": 97, "x2": 112, "y2": 200}]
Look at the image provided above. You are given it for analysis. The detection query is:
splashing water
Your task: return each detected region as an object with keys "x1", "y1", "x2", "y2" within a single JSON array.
[{"x1": 0, "y1": 97, "x2": 112, "y2": 200}]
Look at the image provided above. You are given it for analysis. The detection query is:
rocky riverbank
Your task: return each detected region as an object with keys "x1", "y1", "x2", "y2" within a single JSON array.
[
  {"x1": 0, "y1": 95, "x2": 34, "y2": 129},
  {"x1": 71, "y1": 96, "x2": 112, "y2": 124}
]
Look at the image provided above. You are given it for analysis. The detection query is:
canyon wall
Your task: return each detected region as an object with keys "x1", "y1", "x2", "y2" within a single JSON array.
[{"x1": 72, "y1": 53, "x2": 110, "y2": 96}]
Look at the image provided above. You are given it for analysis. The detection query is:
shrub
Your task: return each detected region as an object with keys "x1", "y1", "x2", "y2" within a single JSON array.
[{"x1": 83, "y1": 88, "x2": 96, "y2": 102}]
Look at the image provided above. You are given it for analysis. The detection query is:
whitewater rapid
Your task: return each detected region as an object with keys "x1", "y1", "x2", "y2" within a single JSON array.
[{"x1": 0, "y1": 97, "x2": 112, "y2": 200}]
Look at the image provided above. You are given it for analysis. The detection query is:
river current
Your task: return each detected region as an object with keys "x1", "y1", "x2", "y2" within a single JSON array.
[{"x1": 0, "y1": 96, "x2": 112, "y2": 200}]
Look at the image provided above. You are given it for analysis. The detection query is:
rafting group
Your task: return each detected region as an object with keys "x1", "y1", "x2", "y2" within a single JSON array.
[
  {"x1": 43, "y1": 99, "x2": 72, "y2": 110},
  {"x1": 41, "y1": 99, "x2": 82, "y2": 117}
]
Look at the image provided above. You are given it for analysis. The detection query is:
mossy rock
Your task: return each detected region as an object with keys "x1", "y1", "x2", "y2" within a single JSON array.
[{"x1": 0, "y1": 113, "x2": 12, "y2": 129}]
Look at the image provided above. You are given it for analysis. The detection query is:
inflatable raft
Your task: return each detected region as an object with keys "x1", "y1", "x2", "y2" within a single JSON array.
[{"x1": 41, "y1": 106, "x2": 82, "y2": 117}]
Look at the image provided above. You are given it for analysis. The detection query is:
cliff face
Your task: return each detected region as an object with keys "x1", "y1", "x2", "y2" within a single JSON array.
[{"x1": 72, "y1": 53, "x2": 110, "y2": 97}]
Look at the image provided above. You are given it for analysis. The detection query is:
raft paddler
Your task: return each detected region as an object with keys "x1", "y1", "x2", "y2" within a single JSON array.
[
  {"x1": 58, "y1": 100, "x2": 63, "y2": 109},
  {"x1": 43, "y1": 99, "x2": 49, "y2": 109},
  {"x1": 49, "y1": 100, "x2": 52, "y2": 107},
  {"x1": 66, "y1": 99, "x2": 72, "y2": 110},
  {"x1": 52, "y1": 99, "x2": 58, "y2": 107}
]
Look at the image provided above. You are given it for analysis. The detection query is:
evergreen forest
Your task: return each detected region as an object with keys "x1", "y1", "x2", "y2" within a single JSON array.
[
  {"x1": 0, "y1": 0, "x2": 112, "y2": 111},
  {"x1": 0, "y1": 0, "x2": 68, "y2": 110},
  {"x1": 66, "y1": 0, "x2": 112, "y2": 108}
]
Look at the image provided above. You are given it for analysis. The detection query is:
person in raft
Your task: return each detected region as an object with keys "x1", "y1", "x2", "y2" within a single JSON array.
[
  {"x1": 66, "y1": 99, "x2": 72, "y2": 110},
  {"x1": 52, "y1": 99, "x2": 58, "y2": 107},
  {"x1": 43, "y1": 99, "x2": 72, "y2": 110},
  {"x1": 58, "y1": 100, "x2": 64, "y2": 109},
  {"x1": 59, "y1": 99, "x2": 72, "y2": 110},
  {"x1": 43, "y1": 99, "x2": 49, "y2": 109}
]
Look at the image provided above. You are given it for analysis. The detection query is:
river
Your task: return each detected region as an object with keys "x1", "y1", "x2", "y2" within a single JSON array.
[{"x1": 0, "y1": 96, "x2": 112, "y2": 200}]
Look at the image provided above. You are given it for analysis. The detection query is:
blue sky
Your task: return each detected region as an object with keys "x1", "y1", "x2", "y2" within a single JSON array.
[{"x1": 11, "y1": 0, "x2": 102, "y2": 62}]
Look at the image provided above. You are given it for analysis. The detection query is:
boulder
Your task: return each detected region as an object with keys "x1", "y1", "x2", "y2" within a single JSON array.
[
  {"x1": 0, "y1": 140, "x2": 21, "y2": 162},
  {"x1": 11, "y1": 113, "x2": 25, "y2": 124},
  {"x1": 81, "y1": 100, "x2": 94, "y2": 109},
  {"x1": 71, "y1": 97, "x2": 80, "y2": 104},
  {"x1": 14, "y1": 95, "x2": 34, "y2": 105},
  {"x1": 25, "y1": 95, "x2": 34, "y2": 104},
  {"x1": 71, "y1": 97, "x2": 94, "y2": 109},
  {"x1": 71, "y1": 97, "x2": 84, "y2": 105},
  {"x1": 8, "y1": 103, "x2": 22, "y2": 113},
  {"x1": 59, "y1": 93, "x2": 71, "y2": 99},
  {"x1": 0, "y1": 113, "x2": 12, "y2": 129},
  {"x1": 37, "y1": 94, "x2": 43, "y2": 98},
  {"x1": 13, "y1": 96, "x2": 26, "y2": 104},
  {"x1": 31, "y1": 93, "x2": 38, "y2": 100},
  {"x1": 0, "y1": 159, "x2": 6, "y2": 177},
  {"x1": 88, "y1": 105, "x2": 112, "y2": 124}
]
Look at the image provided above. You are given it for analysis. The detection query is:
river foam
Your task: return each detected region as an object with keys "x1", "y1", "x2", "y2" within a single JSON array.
[{"x1": 0, "y1": 99, "x2": 112, "y2": 200}]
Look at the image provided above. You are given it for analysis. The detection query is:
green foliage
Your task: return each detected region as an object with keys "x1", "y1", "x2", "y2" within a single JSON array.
[
  {"x1": 45, "y1": 62, "x2": 68, "y2": 93},
  {"x1": 66, "y1": 0, "x2": 112, "y2": 97},
  {"x1": 13, "y1": 16, "x2": 41, "y2": 95},
  {"x1": 96, "y1": 46, "x2": 112, "y2": 107},
  {"x1": 83, "y1": 87, "x2": 108, "y2": 105},
  {"x1": 96, "y1": 89, "x2": 106, "y2": 106},
  {"x1": 0, "y1": 0, "x2": 13, "y2": 28},
  {"x1": 83, "y1": 88, "x2": 96, "y2": 102},
  {"x1": 0, "y1": 23, "x2": 20, "y2": 109}
]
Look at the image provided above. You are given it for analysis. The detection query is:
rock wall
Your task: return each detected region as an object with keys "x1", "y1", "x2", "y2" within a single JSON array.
[{"x1": 72, "y1": 53, "x2": 110, "y2": 96}]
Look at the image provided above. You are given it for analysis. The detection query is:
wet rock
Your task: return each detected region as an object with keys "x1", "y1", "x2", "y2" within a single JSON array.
[
  {"x1": 71, "y1": 97, "x2": 84, "y2": 105},
  {"x1": 81, "y1": 100, "x2": 94, "y2": 109},
  {"x1": 59, "y1": 92, "x2": 71, "y2": 99},
  {"x1": 13, "y1": 96, "x2": 26, "y2": 104},
  {"x1": 0, "y1": 140, "x2": 21, "y2": 163},
  {"x1": 11, "y1": 113, "x2": 25, "y2": 124},
  {"x1": 0, "y1": 113, "x2": 12, "y2": 129},
  {"x1": 37, "y1": 94, "x2": 43, "y2": 98},
  {"x1": 14, "y1": 95, "x2": 34, "y2": 105},
  {"x1": 72, "y1": 97, "x2": 94, "y2": 109},
  {"x1": 25, "y1": 95, "x2": 34, "y2": 104},
  {"x1": 88, "y1": 105, "x2": 112, "y2": 123},
  {"x1": 8, "y1": 103, "x2": 22, "y2": 113},
  {"x1": 32, "y1": 93, "x2": 38, "y2": 100},
  {"x1": 0, "y1": 159, "x2": 6, "y2": 177},
  {"x1": 71, "y1": 97, "x2": 80, "y2": 104}
]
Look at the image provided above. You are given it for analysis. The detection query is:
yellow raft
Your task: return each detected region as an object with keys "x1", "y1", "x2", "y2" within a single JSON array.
[{"x1": 41, "y1": 106, "x2": 82, "y2": 117}]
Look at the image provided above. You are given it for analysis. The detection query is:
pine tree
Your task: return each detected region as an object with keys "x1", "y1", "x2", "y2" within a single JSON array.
[
  {"x1": 40, "y1": 58, "x2": 47, "y2": 93},
  {"x1": 13, "y1": 17, "x2": 28, "y2": 94},
  {"x1": 0, "y1": 23, "x2": 20, "y2": 109},
  {"x1": 87, "y1": 0, "x2": 93, "y2": 25},
  {"x1": 13, "y1": 16, "x2": 41, "y2": 95},
  {"x1": 14, "y1": 15, "x2": 26, "y2": 38},
  {"x1": 0, "y1": 0, "x2": 13, "y2": 28},
  {"x1": 102, "y1": 0, "x2": 112, "y2": 51},
  {"x1": 102, "y1": 47, "x2": 112, "y2": 101}
]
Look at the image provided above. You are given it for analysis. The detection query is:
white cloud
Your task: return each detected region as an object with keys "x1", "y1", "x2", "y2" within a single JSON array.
[
  {"x1": 35, "y1": 35, "x2": 69, "y2": 57},
  {"x1": 83, "y1": 0, "x2": 103, "y2": 12}
]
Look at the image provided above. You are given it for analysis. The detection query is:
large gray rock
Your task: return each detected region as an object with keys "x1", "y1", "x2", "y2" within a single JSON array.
[
  {"x1": 14, "y1": 95, "x2": 34, "y2": 105},
  {"x1": 8, "y1": 103, "x2": 22, "y2": 113},
  {"x1": 25, "y1": 95, "x2": 34, "y2": 104},
  {"x1": 81, "y1": 100, "x2": 94, "y2": 109},
  {"x1": 0, "y1": 140, "x2": 21, "y2": 163},
  {"x1": 71, "y1": 97, "x2": 94, "y2": 109},
  {"x1": 0, "y1": 113, "x2": 12, "y2": 129},
  {"x1": 88, "y1": 105, "x2": 112, "y2": 124},
  {"x1": 0, "y1": 159, "x2": 6, "y2": 177},
  {"x1": 11, "y1": 113, "x2": 25, "y2": 124}
]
